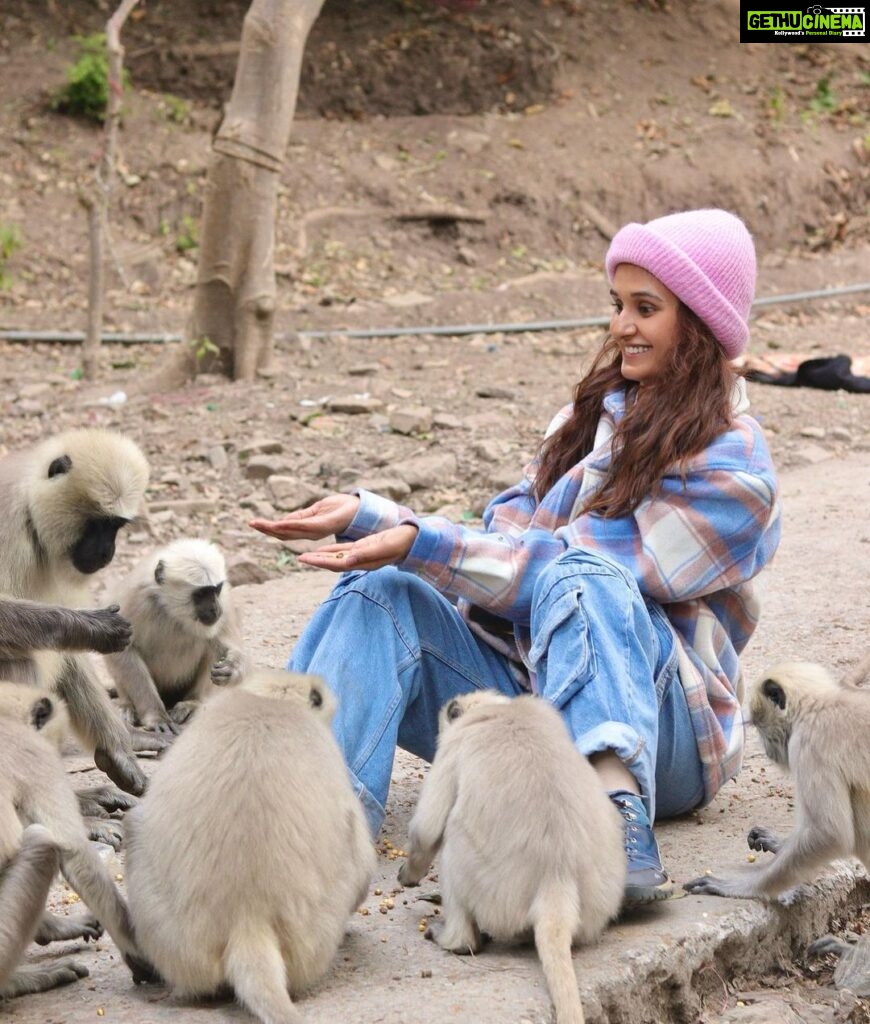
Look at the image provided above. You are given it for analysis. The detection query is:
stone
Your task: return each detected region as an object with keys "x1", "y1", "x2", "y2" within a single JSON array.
[
  {"x1": 19, "y1": 382, "x2": 51, "y2": 398},
  {"x1": 447, "y1": 128, "x2": 491, "y2": 155},
  {"x1": 488, "y1": 467, "x2": 521, "y2": 492},
  {"x1": 472, "y1": 439, "x2": 511, "y2": 461},
  {"x1": 348, "y1": 363, "x2": 380, "y2": 377},
  {"x1": 237, "y1": 438, "x2": 284, "y2": 457},
  {"x1": 830, "y1": 427, "x2": 853, "y2": 443},
  {"x1": 394, "y1": 452, "x2": 458, "y2": 491},
  {"x1": 389, "y1": 405, "x2": 433, "y2": 435},
  {"x1": 353, "y1": 477, "x2": 412, "y2": 501},
  {"x1": 326, "y1": 395, "x2": 386, "y2": 415},
  {"x1": 244, "y1": 456, "x2": 296, "y2": 480},
  {"x1": 475, "y1": 386, "x2": 516, "y2": 400},
  {"x1": 267, "y1": 476, "x2": 328, "y2": 512},
  {"x1": 226, "y1": 556, "x2": 272, "y2": 587},
  {"x1": 433, "y1": 413, "x2": 464, "y2": 431},
  {"x1": 207, "y1": 445, "x2": 229, "y2": 471},
  {"x1": 382, "y1": 291, "x2": 434, "y2": 309},
  {"x1": 147, "y1": 498, "x2": 214, "y2": 514},
  {"x1": 799, "y1": 426, "x2": 826, "y2": 439},
  {"x1": 791, "y1": 443, "x2": 831, "y2": 466}
]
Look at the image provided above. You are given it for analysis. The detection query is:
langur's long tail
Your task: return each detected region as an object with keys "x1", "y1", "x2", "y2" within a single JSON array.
[
  {"x1": 224, "y1": 919, "x2": 302, "y2": 1024},
  {"x1": 532, "y1": 882, "x2": 586, "y2": 1024}
]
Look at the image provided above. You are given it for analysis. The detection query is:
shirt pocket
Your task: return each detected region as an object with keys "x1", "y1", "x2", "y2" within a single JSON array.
[{"x1": 528, "y1": 584, "x2": 597, "y2": 708}]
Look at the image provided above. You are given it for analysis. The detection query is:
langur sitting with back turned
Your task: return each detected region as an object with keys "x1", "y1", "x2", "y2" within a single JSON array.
[
  {"x1": 103, "y1": 539, "x2": 245, "y2": 734},
  {"x1": 684, "y1": 659, "x2": 870, "y2": 901},
  {"x1": 125, "y1": 668, "x2": 376, "y2": 1024},
  {"x1": 0, "y1": 428, "x2": 163, "y2": 795},
  {"x1": 398, "y1": 691, "x2": 626, "y2": 1024},
  {"x1": 0, "y1": 682, "x2": 149, "y2": 999}
]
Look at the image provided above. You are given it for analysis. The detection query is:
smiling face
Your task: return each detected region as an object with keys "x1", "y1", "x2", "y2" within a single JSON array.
[{"x1": 609, "y1": 263, "x2": 681, "y2": 384}]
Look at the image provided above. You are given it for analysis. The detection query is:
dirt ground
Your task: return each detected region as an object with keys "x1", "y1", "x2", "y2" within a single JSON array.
[{"x1": 0, "y1": 0, "x2": 869, "y2": 1020}]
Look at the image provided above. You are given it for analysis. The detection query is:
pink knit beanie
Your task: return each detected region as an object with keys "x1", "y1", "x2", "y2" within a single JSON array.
[{"x1": 605, "y1": 209, "x2": 756, "y2": 359}]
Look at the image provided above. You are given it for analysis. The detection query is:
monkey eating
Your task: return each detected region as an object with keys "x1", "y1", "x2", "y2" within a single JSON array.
[
  {"x1": 398, "y1": 691, "x2": 626, "y2": 1024},
  {"x1": 684, "y1": 660, "x2": 870, "y2": 900},
  {"x1": 124, "y1": 668, "x2": 375, "y2": 1024},
  {"x1": 103, "y1": 538, "x2": 246, "y2": 734},
  {"x1": 0, "y1": 681, "x2": 148, "y2": 999},
  {"x1": 0, "y1": 429, "x2": 160, "y2": 794}
]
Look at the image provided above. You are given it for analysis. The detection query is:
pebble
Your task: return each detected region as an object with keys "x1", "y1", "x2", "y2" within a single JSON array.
[
  {"x1": 326, "y1": 396, "x2": 386, "y2": 415},
  {"x1": 238, "y1": 438, "x2": 285, "y2": 457},
  {"x1": 244, "y1": 456, "x2": 296, "y2": 480},
  {"x1": 353, "y1": 477, "x2": 412, "y2": 501},
  {"x1": 791, "y1": 443, "x2": 831, "y2": 466},
  {"x1": 266, "y1": 476, "x2": 328, "y2": 512},
  {"x1": 389, "y1": 405, "x2": 433, "y2": 435},
  {"x1": 393, "y1": 452, "x2": 458, "y2": 490}
]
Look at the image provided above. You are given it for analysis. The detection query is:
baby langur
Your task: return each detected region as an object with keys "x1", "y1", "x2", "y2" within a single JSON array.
[
  {"x1": 684, "y1": 660, "x2": 870, "y2": 901},
  {"x1": 0, "y1": 682, "x2": 147, "y2": 998},
  {"x1": 125, "y1": 668, "x2": 376, "y2": 1024},
  {"x1": 398, "y1": 691, "x2": 626, "y2": 1024},
  {"x1": 104, "y1": 539, "x2": 245, "y2": 734},
  {"x1": 0, "y1": 429, "x2": 159, "y2": 795}
]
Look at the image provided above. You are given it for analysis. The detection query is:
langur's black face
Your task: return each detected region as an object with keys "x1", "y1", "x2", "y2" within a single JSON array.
[
  {"x1": 71, "y1": 516, "x2": 129, "y2": 574},
  {"x1": 192, "y1": 582, "x2": 224, "y2": 626}
]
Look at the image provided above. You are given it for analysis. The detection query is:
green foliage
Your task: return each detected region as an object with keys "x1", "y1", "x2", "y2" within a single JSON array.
[
  {"x1": 191, "y1": 335, "x2": 219, "y2": 362},
  {"x1": 809, "y1": 77, "x2": 837, "y2": 114},
  {"x1": 175, "y1": 215, "x2": 199, "y2": 253},
  {"x1": 0, "y1": 223, "x2": 22, "y2": 290},
  {"x1": 53, "y1": 33, "x2": 129, "y2": 123},
  {"x1": 160, "y1": 93, "x2": 191, "y2": 125},
  {"x1": 767, "y1": 86, "x2": 786, "y2": 126}
]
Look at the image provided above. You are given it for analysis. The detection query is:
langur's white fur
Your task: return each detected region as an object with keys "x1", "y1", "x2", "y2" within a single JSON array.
[
  {"x1": 0, "y1": 682, "x2": 145, "y2": 998},
  {"x1": 125, "y1": 668, "x2": 374, "y2": 1024},
  {"x1": 0, "y1": 430, "x2": 154, "y2": 794},
  {"x1": 685, "y1": 658, "x2": 870, "y2": 900},
  {"x1": 104, "y1": 539, "x2": 246, "y2": 733},
  {"x1": 398, "y1": 691, "x2": 626, "y2": 1024}
]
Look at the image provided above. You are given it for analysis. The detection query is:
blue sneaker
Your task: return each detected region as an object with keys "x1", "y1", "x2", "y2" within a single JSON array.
[{"x1": 609, "y1": 791, "x2": 674, "y2": 906}]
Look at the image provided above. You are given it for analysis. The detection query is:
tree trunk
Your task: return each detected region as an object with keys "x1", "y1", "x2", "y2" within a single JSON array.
[
  {"x1": 185, "y1": 0, "x2": 325, "y2": 382},
  {"x1": 81, "y1": 0, "x2": 139, "y2": 381}
]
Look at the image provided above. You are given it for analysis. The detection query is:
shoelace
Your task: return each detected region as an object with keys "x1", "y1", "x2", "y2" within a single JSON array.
[{"x1": 612, "y1": 798, "x2": 644, "y2": 851}]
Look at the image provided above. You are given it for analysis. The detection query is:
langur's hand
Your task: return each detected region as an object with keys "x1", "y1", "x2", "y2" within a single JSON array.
[
  {"x1": 249, "y1": 494, "x2": 361, "y2": 542},
  {"x1": 81, "y1": 604, "x2": 133, "y2": 653},
  {"x1": 94, "y1": 747, "x2": 147, "y2": 797},
  {"x1": 298, "y1": 525, "x2": 419, "y2": 573},
  {"x1": 211, "y1": 652, "x2": 244, "y2": 686}
]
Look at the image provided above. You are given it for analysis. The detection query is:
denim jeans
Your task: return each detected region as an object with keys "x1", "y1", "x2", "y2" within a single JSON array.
[{"x1": 289, "y1": 551, "x2": 706, "y2": 838}]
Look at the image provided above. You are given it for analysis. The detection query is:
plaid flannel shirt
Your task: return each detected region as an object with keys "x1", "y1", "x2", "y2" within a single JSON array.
[{"x1": 345, "y1": 379, "x2": 781, "y2": 805}]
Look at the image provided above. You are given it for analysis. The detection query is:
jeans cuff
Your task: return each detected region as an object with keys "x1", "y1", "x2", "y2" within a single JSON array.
[
  {"x1": 574, "y1": 722, "x2": 654, "y2": 816},
  {"x1": 351, "y1": 773, "x2": 386, "y2": 840}
]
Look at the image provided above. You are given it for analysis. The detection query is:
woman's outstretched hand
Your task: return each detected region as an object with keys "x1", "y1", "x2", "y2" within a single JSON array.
[
  {"x1": 249, "y1": 494, "x2": 361, "y2": 542},
  {"x1": 297, "y1": 525, "x2": 419, "y2": 573}
]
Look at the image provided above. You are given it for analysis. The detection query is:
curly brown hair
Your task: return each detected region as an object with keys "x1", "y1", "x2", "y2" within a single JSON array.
[{"x1": 532, "y1": 304, "x2": 738, "y2": 516}]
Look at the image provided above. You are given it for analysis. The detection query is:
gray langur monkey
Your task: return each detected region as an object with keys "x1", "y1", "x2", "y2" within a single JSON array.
[
  {"x1": 397, "y1": 691, "x2": 627, "y2": 1024},
  {"x1": 0, "y1": 682, "x2": 148, "y2": 998},
  {"x1": 0, "y1": 429, "x2": 160, "y2": 795},
  {"x1": 103, "y1": 539, "x2": 246, "y2": 734},
  {"x1": 125, "y1": 668, "x2": 376, "y2": 1024},
  {"x1": 684, "y1": 660, "x2": 870, "y2": 900},
  {"x1": 0, "y1": 594, "x2": 137, "y2": 838}
]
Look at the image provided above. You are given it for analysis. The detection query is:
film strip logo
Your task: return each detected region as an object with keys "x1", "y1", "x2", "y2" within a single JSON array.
[{"x1": 815, "y1": 6, "x2": 865, "y2": 35}]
